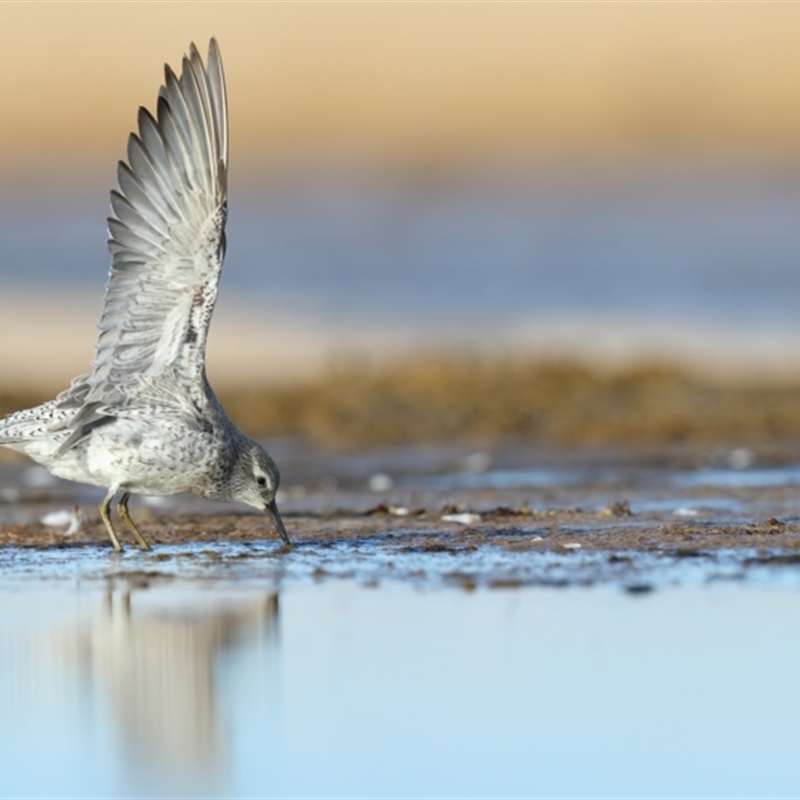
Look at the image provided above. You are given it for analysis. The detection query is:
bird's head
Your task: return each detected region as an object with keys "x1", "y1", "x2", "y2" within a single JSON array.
[{"x1": 231, "y1": 441, "x2": 290, "y2": 545}]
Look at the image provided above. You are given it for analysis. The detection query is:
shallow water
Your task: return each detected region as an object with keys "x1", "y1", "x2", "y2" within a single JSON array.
[{"x1": 2, "y1": 581, "x2": 800, "y2": 798}]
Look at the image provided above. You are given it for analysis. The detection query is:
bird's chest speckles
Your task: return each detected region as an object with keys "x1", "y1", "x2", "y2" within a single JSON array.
[{"x1": 80, "y1": 418, "x2": 227, "y2": 496}]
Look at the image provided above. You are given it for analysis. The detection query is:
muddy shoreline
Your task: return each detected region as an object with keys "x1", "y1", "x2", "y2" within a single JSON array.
[
  {"x1": 3, "y1": 495, "x2": 800, "y2": 591},
  {"x1": 2, "y1": 503, "x2": 799, "y2": 553},
  {"x1": 4, "y1": 434, "x2": 800, "y2": 588}
]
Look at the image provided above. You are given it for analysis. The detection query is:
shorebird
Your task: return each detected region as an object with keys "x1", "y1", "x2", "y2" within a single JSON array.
[{"x1": 0, "y1": 39, "x2": 290, "y2": 551}]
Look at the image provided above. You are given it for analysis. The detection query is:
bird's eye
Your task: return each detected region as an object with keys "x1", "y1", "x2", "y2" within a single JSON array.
[{"x1": 256, "y1": 476, "x2": 267, "y2": 487}]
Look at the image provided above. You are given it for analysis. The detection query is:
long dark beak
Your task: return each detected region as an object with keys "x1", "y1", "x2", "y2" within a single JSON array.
[{"x1": 265, "y1": 499, "x2": 291, "y2": 545}]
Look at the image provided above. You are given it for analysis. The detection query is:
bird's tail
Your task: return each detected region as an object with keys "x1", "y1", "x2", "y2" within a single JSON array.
[{"x1": 0, "y1": 401, "x2": 62, "y2": 446}]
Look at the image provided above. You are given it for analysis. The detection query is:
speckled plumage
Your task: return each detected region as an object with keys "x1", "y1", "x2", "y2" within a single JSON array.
[{"x1": 0, "y1": 40, "x2": 289, "y2": 551}]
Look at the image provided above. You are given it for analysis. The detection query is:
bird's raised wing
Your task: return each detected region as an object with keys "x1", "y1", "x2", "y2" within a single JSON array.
[{"x1": 64, "y1": 40, "x2": 228, "y2": 431}]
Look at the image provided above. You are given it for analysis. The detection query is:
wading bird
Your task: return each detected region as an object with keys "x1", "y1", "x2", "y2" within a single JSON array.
[{"x1": 0, "y1": 39, "x2": 290, "y2": 551}]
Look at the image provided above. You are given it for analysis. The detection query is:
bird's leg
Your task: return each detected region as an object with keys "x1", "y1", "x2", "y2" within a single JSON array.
[
  {"x1": 99, "y1": 489, "x2": 123, "y2": 552},
  {"x1": 117, "y1": 492, "x2": 151, "y2": 551}
]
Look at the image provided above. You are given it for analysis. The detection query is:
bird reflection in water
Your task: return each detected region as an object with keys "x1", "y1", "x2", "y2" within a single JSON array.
[
  {"x1": 5, "y1": 580, "x2": 282, "y2": 791},
  {"x1": 89, "y1": 582, "x2": 279, "y2": 775}
]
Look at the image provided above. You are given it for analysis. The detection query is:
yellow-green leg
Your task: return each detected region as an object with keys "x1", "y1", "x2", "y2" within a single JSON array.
[
  {"x1": 99, "y1": 490, "x2": 123, "y2": 552},
  {"x1": 118, "y1": 492, "x2": 151, "y2": 551}
]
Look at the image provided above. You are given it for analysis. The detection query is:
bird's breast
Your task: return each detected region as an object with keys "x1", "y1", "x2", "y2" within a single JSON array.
[{"x1": 77, "y1": 415, "x2": 225, "y2": 496}]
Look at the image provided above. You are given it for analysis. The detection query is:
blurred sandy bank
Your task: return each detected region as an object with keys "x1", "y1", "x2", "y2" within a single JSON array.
[
  {"x1": 5, "y1": 291, "x2": 800, "y2": 450},
  {"x1": 0, "y1": 291, "x2": 358, "y2": 391},
  {"x1": 5, "y1": 290, "x2": 800, "y2": 393}
]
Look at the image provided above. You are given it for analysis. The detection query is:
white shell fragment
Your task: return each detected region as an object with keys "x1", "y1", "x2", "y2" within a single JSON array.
[
  {"x1": 673, "y1": 507, "x2": 699, "y2": 517},
  {"x1": 441, "y1": 513, "x2": 482, "y2": 525},
  {"x1": 41, "y1": 506, "x2": 84, "y2": 536}
]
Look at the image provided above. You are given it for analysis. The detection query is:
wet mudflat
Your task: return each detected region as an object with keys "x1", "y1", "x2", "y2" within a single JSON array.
[
  {"x1": 3, "y1": 442, "x2": 800, "y2": 797},
  {"x1": 3, "y1": 441, "x2": 800, "y2": 588},
  {"x1": 3, "y1": 507, "x2": 800, "y2": 591}
]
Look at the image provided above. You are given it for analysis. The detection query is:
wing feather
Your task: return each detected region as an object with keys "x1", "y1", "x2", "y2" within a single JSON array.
[
  {"x1": 56, "y1": 39, "x2": 228, "y2": 448},
  {"x1": 166, "y1": 62, "x2": 213, "y2": 195},
  {"x1": 109, "y1": 190, "x2": 168, "y2": 240},
  {"x1": 206, "y1": 39, "x2": 228, "y2": 172},
  {"x1": 185, "y1": 51, "x2": 218, "y2": 182},
  {"x1": 115, "y1": 163, "x2": 173, "y2": 231},
  {"x1": 126, "y1": 131, "x2": 182, "y2": 218}
]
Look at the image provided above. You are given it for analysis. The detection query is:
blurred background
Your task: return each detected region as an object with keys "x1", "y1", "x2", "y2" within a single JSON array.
[{"x1": 4, "y1": 2, "x2": 800, "y2": 446}]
